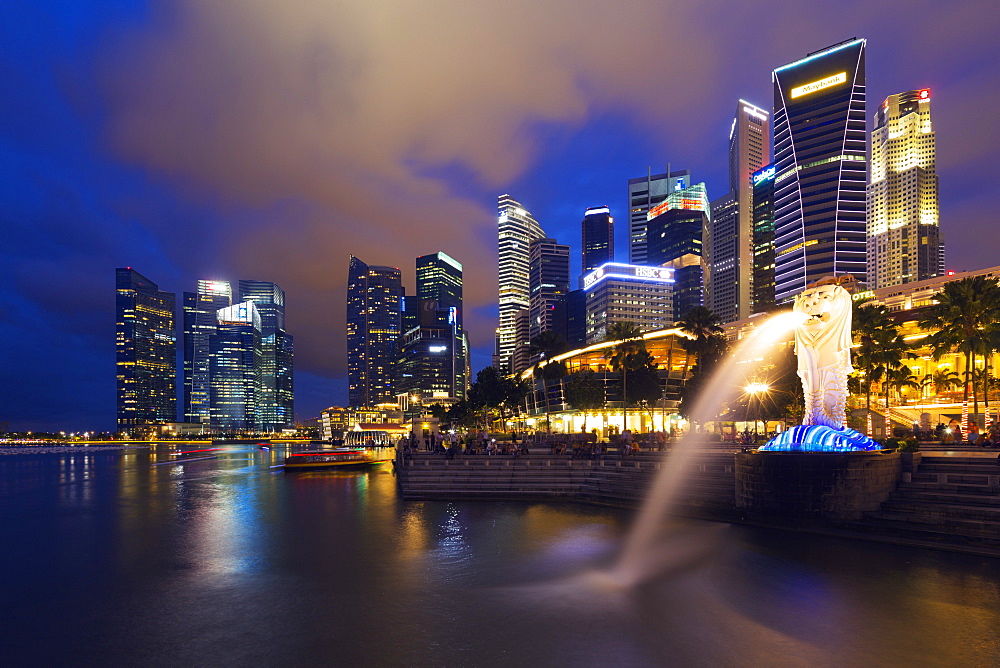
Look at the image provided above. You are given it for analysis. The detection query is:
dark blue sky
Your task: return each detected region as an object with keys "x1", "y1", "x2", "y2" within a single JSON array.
[{"x1": 3, "y1": 1, "x2": 1000, "y2": 431}]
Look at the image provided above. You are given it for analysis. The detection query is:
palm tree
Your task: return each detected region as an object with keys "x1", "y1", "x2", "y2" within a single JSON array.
[
  {"x1": 918, "y1": 275, "x2": 1000, "y2": 427},
  {"x1": 528, "y1": 331, "x2": 566, "y2": 433},
  {"x1": 852, "y1": 301, "x2": 899, "y2": 434},
  {"x1": 921, "y1": 368, "x2": 960, "y2": 398},
  {"x1": 676, "y1": 306, "x2": 723, "y2": 385},
  {"x1": 605, "y1": 321, "x2": 645, "y2": 430}
]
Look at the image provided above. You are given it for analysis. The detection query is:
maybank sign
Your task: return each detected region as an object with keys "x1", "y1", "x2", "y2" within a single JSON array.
[
  {"x1": 583, "y1": 263, "x2": 674, "y2": 291},
  {"x1": 790, "y1": 72, "x2": 847, "y2": 99}
]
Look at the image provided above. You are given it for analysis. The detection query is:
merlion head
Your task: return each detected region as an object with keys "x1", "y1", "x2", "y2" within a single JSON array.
[{"x1": 792, "y1": 282, "x2": 854, "y2": 365}]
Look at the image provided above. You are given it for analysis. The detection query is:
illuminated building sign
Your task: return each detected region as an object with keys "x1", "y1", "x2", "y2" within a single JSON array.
[
  {"x1": 753, "y1": 165, "x2": 776, "y2": 185},
  {"x1": 790, "y1": 72, "x2": 847, "y2": 99},
  {"x1": 647, "y1": 200, "x2": 672, "y2": 220},
  {"x1": 428, "y1": 345, "x2": 447, "y2": 353},
  {"x1": 582, "y1": 263, "x2": 674, "y2": 290},
  {"x1": 918, "y1": 89, "x2": 930, "y2": 100},
  {"x1": 585, "y1": 206, "x2": 610, "y2": 216}
]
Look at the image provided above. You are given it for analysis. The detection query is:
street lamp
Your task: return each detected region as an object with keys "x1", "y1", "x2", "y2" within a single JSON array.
[{"x1": 744, "y1": 382, "x2": 770, "y2": 437}]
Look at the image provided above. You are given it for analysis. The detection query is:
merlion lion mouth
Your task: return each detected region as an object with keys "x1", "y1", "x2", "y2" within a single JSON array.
[{"x1": 804, "y1": 312, "x2": 831, "y2": 325}]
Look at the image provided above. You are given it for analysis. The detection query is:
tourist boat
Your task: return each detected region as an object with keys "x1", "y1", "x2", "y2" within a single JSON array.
[
  {"x1": 153, "y1": 448, "x2": 222, "y2": 465},
  {"x1": 282, "y1": 447, "x2": 394, "y2": 470}
]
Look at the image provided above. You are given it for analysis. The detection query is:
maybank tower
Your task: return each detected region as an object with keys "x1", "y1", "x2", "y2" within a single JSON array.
[{"x1": 772, "y1": 39, "x2": 866, "y2": 303}]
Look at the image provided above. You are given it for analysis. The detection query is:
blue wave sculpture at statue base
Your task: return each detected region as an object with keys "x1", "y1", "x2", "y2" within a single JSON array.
[{"x1": 758, "y1": 425, "x2": 882, "y2": 452}]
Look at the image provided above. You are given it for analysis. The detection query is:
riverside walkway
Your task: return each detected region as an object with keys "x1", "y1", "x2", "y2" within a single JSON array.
[{"x1": 395, "y1": 443, "x2": 1000, "y2": 556}]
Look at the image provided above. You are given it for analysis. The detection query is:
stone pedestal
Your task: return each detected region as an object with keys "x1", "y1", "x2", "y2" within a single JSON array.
[{"x1": 735, "y1": 451, "x2": 901, "y2": 523}]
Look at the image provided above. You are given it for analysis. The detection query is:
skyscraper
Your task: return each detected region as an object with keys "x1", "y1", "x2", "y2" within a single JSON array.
[
  {"x1": 183, "y1": 280, "x2": 232, "y2": 424},
  {"x1": 581, "y1": 206, "x2": 614, "y2": 277},
  {"x1": 347, "y1": 256, "x2": 403, "y2": 407},
  {"x1": 708, "y1": 192, "x2": 738, "y2": 321},
  {"x1": 238, "y1": 280, "x2": 293, "y2": 430},
  {"x1": 772, "y1": 38, "x2": 867, "y2": 303},
  {"x1": 751, "y1": 163, "x2": 777, "y2": 313},
  {"x1": 646, "y1": 183, "x2": 710, "y2": 320},
  {"x1": 867, "y1": 89, "x2": 943, "y2": 289},
  {"x1": 627, "y1": 168, "x2": 690, "y2": 265},
  {"x1": 398, "y1": 251, "x2": 469, "y2": 400},
  {"x1": 709, "y1": 100, "x2": 771, "y2": 322},
  {"x1": 528, "y1": 237, "x2": 570, "y2": 341},
  {"x1": 496, "y1": 195, "x2": 545, "y2": 373},
  {"x1": 416, "y1": 252, "x2": 463, "y2": 328},
  {"x1": 210, "y1": 300, "x2": 262, "y2": 432},
  {"x1": 582, "y1": 263, "x2": 674, "y2": 343},
  {"x1": 115, "y1": 268, "x2": 176, "y2": 432}
]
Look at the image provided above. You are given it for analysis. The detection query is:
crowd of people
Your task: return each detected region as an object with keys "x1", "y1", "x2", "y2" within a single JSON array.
[{"x1": 937, "y1": 418, "x2": 1000, "y2": 447}]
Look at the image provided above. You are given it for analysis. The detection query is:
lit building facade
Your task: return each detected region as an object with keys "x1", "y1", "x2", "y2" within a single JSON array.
[
  {"x1": 583, "y1": 263, "x2": 674, "y2": 343},
  {"x1": 528, "y1": 237, "x2": 570, "y2": 341},
  {"x1": 183, "y1": 280, "x2": 232, "y2": 424},
  {"x1": 400, "y1": 252, "x2": 470, "y2": 400},
  {"x1": 209, "y1": 300, "x2": 262, "y2": 431},
  {"x1": 518, "y1": 329, "x2": 695, "y2": 435},
  {"x1": 708, "y1": 192, "x2": 738, "y2": 321},
  {"x1": 751, "y1": 163, "x2": 777, "y2": 313},
  {"x1": 115, "y1": 268, "x2": 177, "y2": 431},
  {"x1": 581, "y1": 206, "x2": 614, "y2": 277},
  {"x1": 645, "y1": 183, "x2": 710, "y2": 320},
  {"x1": 496, "y1": 194, "x2": 545, "y2": 372},
  {"x1": 867, "y1": 89, "x2": 943, "y2": 289},
  {"x1": 772, "y1": 38, "x2": 867, "y2": 303},
  {"x1": 238, "y1": 280, "x2": 293, "y2": 430},
  {"x1": 347, "y1": 256, "x2": 403, "y2": 407},
  {"x1": 710, "y1": 100, "x2": 771, "y2": 323},
  {"x1": 627, "y1": 169, "x2": 691, "y2": 265}
]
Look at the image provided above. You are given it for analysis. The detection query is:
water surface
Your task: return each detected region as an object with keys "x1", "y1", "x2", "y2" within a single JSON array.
[{"x1": 1, "y1": 445, "x2": 997, "y2": 666}]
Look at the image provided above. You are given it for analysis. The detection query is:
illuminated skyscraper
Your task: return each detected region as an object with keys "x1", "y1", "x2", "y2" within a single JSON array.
[
  {"x1": 627, "y1": 169, "x2": 690, "y2": 265},
  {"x1": 115, "y1": 268, "x2": 176, "y2": 431},
  {"x1": 867, "y1": 89, "x2": 943, "y2": 288},
  {"x1": 529, "y1": 237, "x2": 570, "y2": 342},
  {"x1": 210, "y1": 300, "x2": 262, "y2": 431},
  {"x1": 646, "y1": 183, "x2": 710, "y2": 320},
  {"x1": 238, "y1": 280, "x2": 293, "y2": 430},
  {"x1": 399, "y1": 252, "x2": 469, "y2": 400},
  {"x1": 772, "y1": 38, "x2": 867, "y2": 302},
  {"x1": 751, "y1": 163, "x2": 777, "y2": 313},
  {"x1": 183, "y1": 280, "x2": 232, "y2": 424},
  {"x1": 496, "y1": 195, "x2": 545, "y2": 373},
  {"x1": 581, "y1": 206, "x2": 614, "y2": 276},
  {"x1": 347, "y1": 256, "x2": 403, "y2": 407},
  {"x1": 709, "y1": 101, "x2": 771, "y2": 322}
]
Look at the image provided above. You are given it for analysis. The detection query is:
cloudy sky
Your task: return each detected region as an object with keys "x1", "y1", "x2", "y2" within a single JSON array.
[{"x1": 3, "y1": 0, "x2": 999, "y2": 431}]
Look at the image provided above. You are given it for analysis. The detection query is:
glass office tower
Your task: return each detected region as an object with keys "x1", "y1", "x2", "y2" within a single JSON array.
[
  {"x1": 528, "y1": 237, "x2": 571, "y2": 341},
  {"x1": 183, "y1": 280, "x2": 232, "y2": 424},
  {"x1": 581, "y1": 206, "x2": 614, "y2": 276},
  {"x1": 627, "y1": 169, "x2": 690, "y2": 265},
  {"x1": 238, "y1": 280, "x2": 293, "y2": 430},
  {"x1": 347, "y1": 256, "x2": 403, "y2": 407},
  {"x1": 115, "y1": 268, "x2": 176, "y2": 431},
  {"x1": 772, "y1": 38, "x2": 866, "y2": 303},
  {"x1": 645, "y1": 183, "x2": 710, "y2": 320},
  {"x1": 209, "y1": 301, "x2": 262, "y2": 432},
  {"x1": 751, "y1": 163, "x2": 777, "y2": 313}
]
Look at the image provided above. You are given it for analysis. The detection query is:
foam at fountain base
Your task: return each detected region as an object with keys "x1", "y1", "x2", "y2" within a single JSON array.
[{"x1": 758, "y1": 425, "x2": 881, "y2": 452}]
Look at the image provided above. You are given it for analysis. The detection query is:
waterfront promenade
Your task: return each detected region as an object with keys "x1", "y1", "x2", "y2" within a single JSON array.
[{"x1": 396, "y1": 442, "x2": 1000, "y2": 556}]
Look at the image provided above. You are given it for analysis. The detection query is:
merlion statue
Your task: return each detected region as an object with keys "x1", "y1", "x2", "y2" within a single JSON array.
[
  {"x1": 759, "y1": 276, "x2": 880, "y2": 452},
  {"x1": 793, "y1": 280, "x2": 853, "y2": 428}
]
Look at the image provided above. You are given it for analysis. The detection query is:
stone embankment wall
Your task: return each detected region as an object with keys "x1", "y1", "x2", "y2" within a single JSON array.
[{"x1": 735, "y1": 451, "x2": 901, "y2": 522}]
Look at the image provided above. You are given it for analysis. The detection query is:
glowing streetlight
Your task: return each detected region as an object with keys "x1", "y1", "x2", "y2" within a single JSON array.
[{"x1": 744, "y1": 382, "x2": 771, "y2": 436}]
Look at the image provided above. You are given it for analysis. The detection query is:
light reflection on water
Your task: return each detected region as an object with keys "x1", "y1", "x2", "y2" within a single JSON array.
[{"x1": 0, "y1": 444, "x2": 997, "y2": 666}]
